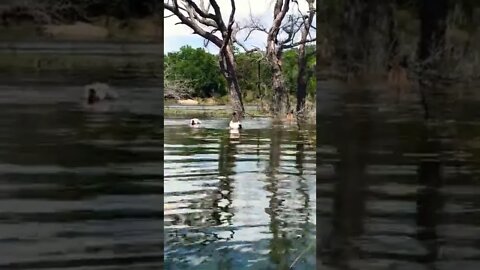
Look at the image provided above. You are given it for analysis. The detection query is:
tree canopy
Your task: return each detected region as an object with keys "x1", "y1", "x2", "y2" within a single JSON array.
[
  {"x1": 164, "y1": 45, "x2": 316, "y2": 102},
  {"x1": 282, "y1": 47, "x2": 316, "y2": 98},
  {"x1": 165, "y1": 46, "x2": 226, "y2": 98}
]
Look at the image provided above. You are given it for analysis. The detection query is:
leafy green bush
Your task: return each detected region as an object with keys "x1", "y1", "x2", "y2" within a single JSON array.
[{"x1": 165, "y1": 45, "x2": 226, "y2": 98}]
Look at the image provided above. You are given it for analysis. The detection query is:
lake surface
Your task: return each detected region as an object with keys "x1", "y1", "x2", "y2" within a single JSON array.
[
  {"x1": 317, "y1": 82, "x2": 480, "y2": 270},
  {"x1": 0, "y1": 78, "x2": 163, "y2": 269},
  {"x1": 164, "y1": 117, "x2": 316, "y2": 269}
]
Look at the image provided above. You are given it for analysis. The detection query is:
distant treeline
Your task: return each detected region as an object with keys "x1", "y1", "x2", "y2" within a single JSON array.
[
  {"x1": 0, "y1": 0, "x2": 161, "y2": 25},
  {"x1": 164, "y1": 45, "x2": 315, "y2": 102}
]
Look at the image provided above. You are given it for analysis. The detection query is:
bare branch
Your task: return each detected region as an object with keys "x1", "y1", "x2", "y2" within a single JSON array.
[
  {"x1": 204, "y1": 38, "x2": 210, "y2": 47},
  {"x1": 278, "y1": 14, "x2": 303, "y2": 46},
  {"x1": 281, "y1": 37, "x2": 316, "y2": 49},
  {"x1": 209, "y1": 0, "x2": 227, "y2": 32},
  {"x1": 235, "y1": 41, "x2": 250, "y2": 52},
  {"x1": 243, "y1": 26, "x2": 267, "y2": 41},
  {"x1": 220, "y1": 0, "x2": 236, "y2": 53},
  {"x1": 200, "y1": 0, "x2": 211, "y2": 12},
  {"x1": 245, "y1": 47, "x2": 265, "y2": 55},
  {"x1": 185, "y1": 2, "x2": 217, "y2": 28},
  {"x1": 164, "y1": 0, "x2": 223, "y2": 47},
  {"x1": 164, "y1": 13, "x2": 176, "y2": 19},
  {"x1": 183, "y1": 0, "x2": 215, "y2": 20},
  {"x1": 269, "y1": 0, "x2": 291, "y2": 38},
  {"x1": 165, "y1": 0, "x2": 245, "y2": 114},
  {"x1": 241, "y1": 15, "x2": 269, "y2": 42}
]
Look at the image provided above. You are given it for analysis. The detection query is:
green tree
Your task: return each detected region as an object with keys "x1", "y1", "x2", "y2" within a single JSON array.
[
  {"x1": 165, "y1": 46, "x2": 226, "y2": 98},
  {"x1": 282, "y1": 47, "x2": 316, "y2": 99},
  {"x1": 235, "y1": 52, "x2": 271, "y2": 100},
  {"x1": 282, "y1": 49, "x2": 298, "y2": 96}
]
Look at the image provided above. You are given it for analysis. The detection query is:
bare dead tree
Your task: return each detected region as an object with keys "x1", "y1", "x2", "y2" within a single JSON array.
[
  {"x1": 164, "y1": 0, "x2": 245, "y2": 116},
  {"x1": 242, "y1": 0, "x2": 316, "y2": 117},
  {"x1": 295, "y1": 0, "x2": 315, "y2": 120},
  {"x1": 267, "y1": 0, "x2": 292, "y2": 116},
  {"x1": 334, "y1": 0, "x2": 395, "y2": 79},
  {"x1": 418, "y1": 0, "x2": 448, "y2": 70},
  {"x1": 417, "y1": 0, "x2": 448, "y2": 119}
]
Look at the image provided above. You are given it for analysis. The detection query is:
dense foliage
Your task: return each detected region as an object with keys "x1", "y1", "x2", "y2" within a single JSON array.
[
  {"x1": 282, "y1": 47, "x2": 316, "y2": 98},
  {"x1": 164, "y1": 45, "x2": 316, "y2": 101},
  {"x1": 165, "y1": 46, "x2": 226, "y2": 98}
]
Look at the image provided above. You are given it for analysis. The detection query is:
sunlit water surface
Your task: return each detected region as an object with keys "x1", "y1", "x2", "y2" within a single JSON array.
[{"x1": 164, "y1": 117, "x2": 316, "y2": 269}]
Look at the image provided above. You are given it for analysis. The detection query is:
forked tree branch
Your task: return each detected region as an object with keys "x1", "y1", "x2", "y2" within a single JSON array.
[
  {"x1": 220, "y1": 0, "x2": 236, "y2": 53},
  {"x1": 238, "y1": 0, "x2": 315, "y2": 54},
  {"x1": 270, "y1": 0, "x2": 291, "y2": 37},
  {"x1": 164, "y1": 0, "x2": 237, "y2": 49},
  {"x1": 282, "y1": 38, "x2": 316, "y2": 49}
]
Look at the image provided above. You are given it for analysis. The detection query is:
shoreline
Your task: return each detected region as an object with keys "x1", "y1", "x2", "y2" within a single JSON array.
[{"x1": 164, "y1": 105, "x2": 317, "y2": 124}]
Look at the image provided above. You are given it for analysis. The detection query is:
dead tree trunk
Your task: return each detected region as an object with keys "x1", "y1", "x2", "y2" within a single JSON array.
[
  {"x1": 337, "y1": 0, "x2": 395, "y2": 77},
  {"x1": 219, "y1": 43, "x2": 244, "y2": 115},
  {"x1": 164, "y1": 0, "x2": 245, "y2": 116},
  {"x1": 366, "y1": 0, "x2": 395, "y2": 72},
  {"x1": 266, "y1": 0, "x2": 291, "y2": 117},
  {"x1": 296, "y1": 47, "x2": 308, "y2": 117},
  {"x1": 386, "y1": 1, "x2": 398, "y2": 68},
  {"x1": 269, "y1": 49, "x2": 289, "y2": 116},
  {"x1": 418, "y1": 0, "x2": 448, "y2": 69},
  {"x1": 296, "y1": 0, "x2": 315, "y2": 119},
  {"x1": 242, "y1": 0, "x2": 316, "y2": 117},
  {"x1": 338, "y1": 0, "x2": 368, "y2": 79},
  {"x1": 417, "y1": 0, "x2": 448, "y2": 119}
]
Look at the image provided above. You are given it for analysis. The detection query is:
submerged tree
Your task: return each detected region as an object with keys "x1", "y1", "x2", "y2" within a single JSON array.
[
  {"x1": 164, "y1": 0, "x2": 245, "y2": 116},
  {"x1": 417, "y1": 0, "x2": 448, "y2": 119},
  {"x1": 418, "y1": 0, "x2": 448, "y2": 70},
  {"x1": 243, "y1": 0, "x2": 316, "y2": 117},
  {"x1": 334, "y1": 0, "x2": 396, "y2": 79},
  {"x1": 265, "y1": 0, "x2": 292, "y2": 116},
  {"x1": 295, "y1": 0, "x2": 316, "y2": 119},
  {"x1": 265, "y1": 0, "x2": 316, "y2": 116}
]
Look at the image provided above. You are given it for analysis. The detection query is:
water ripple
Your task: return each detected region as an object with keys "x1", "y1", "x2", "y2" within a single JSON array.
[{"x1": 164, "y1": 118, "x2": 316, "y2": 269}]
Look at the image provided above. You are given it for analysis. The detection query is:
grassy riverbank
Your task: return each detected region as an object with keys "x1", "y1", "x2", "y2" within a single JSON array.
[
  {"x1": 164, "y1": 106, "x2": 266, "y2": 118},
  {"x1": 164, "y1": 104, "x2": 316, "y2": 123},
  {"x1": 164, "y1": 95, "x2": 316, "y2": 121}
]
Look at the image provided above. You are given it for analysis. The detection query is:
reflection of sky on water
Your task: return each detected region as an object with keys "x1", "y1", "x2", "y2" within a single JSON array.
[{"x1": 164, "y1": 117, "x2": 316, "y2": 269}]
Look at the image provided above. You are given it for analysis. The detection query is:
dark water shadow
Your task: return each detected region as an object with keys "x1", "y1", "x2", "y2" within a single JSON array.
[{"x1": 317, "y1": 82, "x2": 480, "y2": 270}]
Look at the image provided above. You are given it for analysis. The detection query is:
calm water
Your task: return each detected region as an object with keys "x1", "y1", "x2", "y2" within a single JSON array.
[
  {"x1": 318, "y1": 83, "x2": 480, "y2": 270},
  {"x1": 0, "y1": 80, "x2": 163, "y2": 269},
  {"x1": 164, "y1": 117, "x2": 316, "y2": 269}
]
